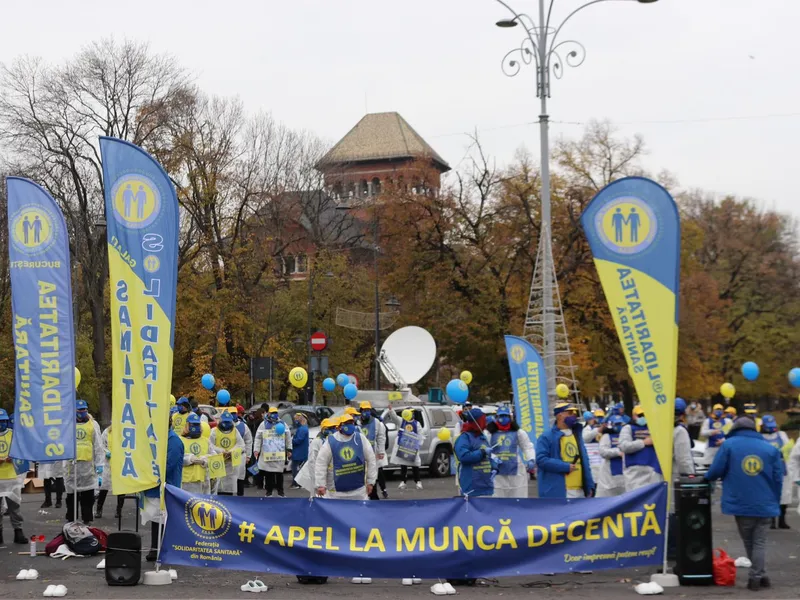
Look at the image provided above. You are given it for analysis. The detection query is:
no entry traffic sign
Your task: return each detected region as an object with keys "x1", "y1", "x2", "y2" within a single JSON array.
[{"x1": 310, "y1": 331, "x2": 327, "y2": 352}]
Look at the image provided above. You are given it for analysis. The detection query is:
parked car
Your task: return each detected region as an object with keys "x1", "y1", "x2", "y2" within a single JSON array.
[{"x1": 197, "y1": 404, "x2": 220, "y2": 428}]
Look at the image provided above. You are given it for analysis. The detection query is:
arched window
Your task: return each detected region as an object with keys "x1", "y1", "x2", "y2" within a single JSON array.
[{"x1": 371, "y1": 177, "x2": 382, "y2": 196}]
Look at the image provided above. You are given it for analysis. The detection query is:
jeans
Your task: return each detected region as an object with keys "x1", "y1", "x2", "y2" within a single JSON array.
[
  {"x1": 735, "y1": 516, "x2": 771, "y2": 581},
  {"x1": 291, "y1": 460, "x2": 305, "y2": 484}
]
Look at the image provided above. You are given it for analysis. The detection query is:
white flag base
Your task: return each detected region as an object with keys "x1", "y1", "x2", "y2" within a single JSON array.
[
  {"x1": 650, "y1": 572, "x2": 679, "y2": 587},
  {"x1": 142, "y1": 570, "x2": 172, "y2": 586}
]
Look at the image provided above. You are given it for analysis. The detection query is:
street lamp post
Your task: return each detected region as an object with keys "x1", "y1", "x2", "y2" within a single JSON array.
[{"x1": 495, "y1": 0, "x2": 657, "y2": 407}]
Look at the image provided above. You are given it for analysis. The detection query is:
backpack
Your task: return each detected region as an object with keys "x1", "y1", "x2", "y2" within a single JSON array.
[{"x1": 62, "y1": 522, "x2": 102, "y2": 556}]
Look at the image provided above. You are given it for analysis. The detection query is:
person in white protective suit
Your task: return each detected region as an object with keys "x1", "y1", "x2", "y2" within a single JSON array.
[
  {"x1": 619, "y1": 405, "x2": 664, "y2": 493},
  {"x1": 0, "y1": 409, "x2": 26, "y2": 545},
  {"x1": 596, "y1": 414, "x2": 626, "y2": 497},
  {"x1": 296, "y1": 417, "x2": 338, "y2": 497},
  {"x1": 788, "y1": 437, "x2": 800, "y2": 523},
  {"x1": 358, "y1": 401, "x2": 388, "y2": 500},
  {"x1": 94, "y1": 425, "x2": 125, "y2": 519},
  {"x1": 672, "y1": 399, "x2": 696, "y2": 481},
  {"x1": 484, "y1": 405, "x2": 535, "y2": 498},
  {"x1": 700, "y1": 403, "x2": 729, "y2": 463},
  {"x1": 254, "y1": 406, "x2": 292, "y2": 497},
  {"x1": 180, "y1": 413, "x2": 220, "y2": 495},
  {"x1": 210, "y1": 411, "x2": 246, "y2": 496},
  {"x1": 65, "y1": 400, "x2": 104, "y2": 524},
  {"x1": 760, "y1": 414, "x2": 794, "y2": 529},
  {"x1": 315, "y1": 414, "x2": 376, "y2": 500},
  {"x1": 233, "y1": 407, "x2": 253, "y2": 496},
  {"x1": 582, "y1": 409, "x2": 606, "y2": 485}
]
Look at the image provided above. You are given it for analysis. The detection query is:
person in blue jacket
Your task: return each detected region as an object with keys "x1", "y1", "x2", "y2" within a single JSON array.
[
  {"x1": 290, "y1": 414, "x2": 309, "y2": 490},
  {"x1": 705, "y1": 416, "x2": 783, "y2": 592},
  {"x1": 535, "y1": 402, "x2": 594, "y2": 498},
  {"x1": 144, "y1": 409, "x2": 185, "y2": 562},
  {"x1": 454, "y1": 408, "x2": 494, "y2": 497}
]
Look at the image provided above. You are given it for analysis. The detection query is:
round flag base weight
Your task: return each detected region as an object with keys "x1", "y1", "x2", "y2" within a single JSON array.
[
  {"x1": 650, "y1": 572, "x2": 679, "y2": 587},
  {"x1": 142, "y1": 570, "x2": 172, "y2": 586}
]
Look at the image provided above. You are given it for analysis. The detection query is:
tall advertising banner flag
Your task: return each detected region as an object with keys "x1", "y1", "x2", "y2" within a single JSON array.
[
  {"x1": 504, "y1": 335, "x2": 547, "y2": 445},
  {"x1": 100, "y1": 137, "x2": 178, "y2": 494},
  {"x1": 580, "y1": 177, "x2": 680, "y2": 482},
  {"x1": 6, "y1": 177, "x2": 76, "y2": 462}
]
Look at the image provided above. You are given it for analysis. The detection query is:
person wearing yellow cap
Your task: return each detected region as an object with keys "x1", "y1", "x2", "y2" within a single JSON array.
[
  {"x1": 725, "y1": 406, "x2": 737, "y2": 418},
  {"x1": 743, "y1": 403, "x2": 762, "y2": 432},
  {"x1": 619, "y1": 406, "x2": 664, "y2": 492},
  {"x1": 314, "y1": 414, "x2": 376, "y2": 500},
  {"x1": 701, "y1": 403, "x2": 728, "y2": 463},
  {"x1": 254, "y1": 406, "x2": 292, "y2": 497},
  {"x1": 534, "y1": 403, "x2": 594, "y2": 498},
  {"x1": 384, "y1": 405, "x2": 425, "y2": 490},
  {"x1": 359, "y1": 401, "x2": 388, "y2": 500},
  {"x1": 296, "y1": 417, "x2": 338, "y2": 497}
]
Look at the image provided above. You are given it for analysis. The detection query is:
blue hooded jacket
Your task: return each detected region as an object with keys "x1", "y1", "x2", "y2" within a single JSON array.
[
  {"x1": 705, "y1": 419, "x2": 782, "y2": 518},
  {"x1": 145, "y1": 429, "x2": 185, "y2": 498},
  {"x1": 535, "y1": 423, "x2": 594, "y2": 498},
  {"x1": 454, "y1": 430, "x2": 494, "y2": 497},
  {"x1": 292, "y1": 424, "x2": 309, "y2": 462}
]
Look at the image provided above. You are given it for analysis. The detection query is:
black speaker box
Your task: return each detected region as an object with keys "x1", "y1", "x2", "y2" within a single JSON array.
[
  {"x1": 675, "y1": 476, "x2": 714, "y2": 585},
  {"x1": 105, "y1": 531, "x2": 142, "y2": 586}
]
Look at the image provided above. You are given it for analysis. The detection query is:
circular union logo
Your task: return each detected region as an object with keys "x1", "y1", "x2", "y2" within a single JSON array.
[
  {"x1": 185, "y1": 498, "x2": 232, "y2": 540},
  {"x1": 10, "y1": 206, "x2": 57, "y2": 255},
  {"x1": 594, "y1": 197, "x2": 658, "y2": 255},
  {"x1": 510, "y1": 345, "x2": 526, "y2": 364},
  {"x1": 404, "y1": 424, "x2": 413, "y2": 432},
  {"x1": 110, "y1": 174, "x2": 162, "y2": 229},
  {"x1": 0, "y1": 440, "x2": 8, "y2": 454},
  {"x1": 143, "y1": 254, "x2": 161, "y2": 273},
  {"x1": 501, "y1": 435, "x2": 512, "y2": 447},
  {"x1": 189, "y1": 442, "x2": 201, "y2": 455},
  {"x1": 563, "y1": 440, "x2": 578, "y2": 459},
  {"x1": 339, "y1": 446, "x2": 355, "y2": 461},
  {"x1": 742, "y1": 455, "x2": 763, "y2": 476},
  {"x1": 219, "y1": 437, "x2": 232, "y2": 449},
  {"x1": 76, "y1": 428, "x2": 87, "y2": 441}
]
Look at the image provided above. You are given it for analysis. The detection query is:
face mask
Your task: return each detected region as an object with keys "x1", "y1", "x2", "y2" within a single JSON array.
[
  {"x1": 187, "y1": 425, "x2": 202, "y2": 439},
  {"x1": 563, "y1": 416, "x2": 578, "y2": 428},
  {"x1": 360, "y1": 412, "x2": 371, "y2": 423},
  {"x1": 293, "y1": 420, "x2": 301, "y2": 427},
  {"x1": 340, "y1": 423, "x2": 356, "y2": 436},
  {"x1": 77, "y1": 411, "x2": 89, "y2": 423},
  {"x1": 218, "y1": 421, "x2": 233, "y2": 432},
  {"x1": 714, "y1": 410, "x2": 723, "y2": 418},
  {"x1": 0, "y1": 421, "x2": 8, "y2": 433},
  {"x1": 497, "y1": 415, "x2": 511, "y2": 427},
  {"x1": 268, "y1": 414, "x2": 278, "y2": 423},
  {"x1": 690, "y1": 403, "x2": 697, "y2": 409},
  {"x1": 636, "y1": 417, "x2": 647, "y2": 427}
]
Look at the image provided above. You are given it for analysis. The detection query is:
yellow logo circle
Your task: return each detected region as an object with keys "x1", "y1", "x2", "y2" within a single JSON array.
[
  {"x1": 563, "y1": 440, "x2": 578, "y2": 459},
  {"x1": 742, "y1": 455, "x2": 763, "y2": 476},
  {"x1": 219, "y1": 437, "x2": 232, "y2": 449},
  {"x1": 510, "y1": 345, "x2": 526, "y2": 364},
  {"x1": 0, "y1": 440, "x2": 8, "y2": 454},
  {"x1": 143, "y1": 255, "x2": 160, "y2": 273},
  {"x1": 11, "y1": 207, "x2": 55, "y2": 255},
  {"x1": 111, "y1": 175, "x2": 161, "y2": 229},
  {"x1": 189, "y1": 442, "x2": 201, "y2": 455},
  {"x1": 339, "y1": 446, "x2": 355, "y2": 462},
  {"x1": 76, "y1": 429, "x2": 87, "y2": 441},
  {"x1": 595, "y1": 197, "x2": 658, "y2": 255},
  {"x1": 501, "y1": 435, "x2": 512, "y2": 447},
  {"x1": 185, "y1": 499, "x2": 231, "y2": 540}
]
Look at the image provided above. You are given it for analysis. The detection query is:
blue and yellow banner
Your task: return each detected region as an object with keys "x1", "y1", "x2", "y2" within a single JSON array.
[
  {"x1": 100, "y1": 137, "x2": 178, "y2": 494},
  {"x1": 161, "y1": 483, "x2": 665, "y2": 577},
  {"x1": 504, "y1": 335, "x2": 547, "y2": 445},
  {"x1": 6, "y1": 177, "x2": 76, "y2": 462},
  {"x1": 580, "y1": 177, "x2": 680, "y2": 482}
]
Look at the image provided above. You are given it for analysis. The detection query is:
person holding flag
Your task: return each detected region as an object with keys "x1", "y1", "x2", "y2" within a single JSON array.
[
  {"x1": 454, "y1": 408, "x2": 494, "y2": 498},
  {"x1": 701, "y1": 403, "x2": 728, "y2": 463},
  {"x1": 254, "y1": 407, "x2": 292, "y2": 498},
  {"x1": 233, "y1": 407, "x2": 253, "y2": 497},
  {"x1": 760, "y1": 415, "x2": 793, "y2": 529},
  {"x1": 535, "y1": 403, "x2": 594, "y2": 498},
  {"x1": 485, "y1": 405, "x2": 535, "y2": 498},
  {"x1": 314, "y1": 414, "x2": 376, "y2": 500},
  {"x1": 0, "y1": 409, "x2": 26, "y2": 545},
  {"x1": 209, "y1": 412, "x2": 245, "y2": 496},
  {"x1": 181, "y1": 413, "x2": 220, "y2": 495},
  {"x1": 65, "y1": 401, "x2": 103, "y2": 524},
  {"x1": 619, "y1": 406, "x2": 664, "y2": 493},
  {"x1": 597, "y1": 415, "x2": 626, "y2": 497}
]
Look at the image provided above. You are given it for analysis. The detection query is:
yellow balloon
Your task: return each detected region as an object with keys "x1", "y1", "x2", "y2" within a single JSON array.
[
  {"x1": 74, "y1": 367, "x2": 81, "y2": 389},
  {"x1": 459, "y1": 370, "x2": 473, "y2": 385},
  {"x1": 402, "y1": 409, "x2": 414, "y2": 422},
  {"x1": 720, "y1": 382, "x2": 736, "y2": 399},
  {"x1": 438, "y1": 428, "x2": 452, "y2": 442},
  {"x1": 170, "y1": 394, "x2": 176, "y2": 407},
  {"x1": 289, "y1": 367, "x2": 308, "y2": 389},
  {"x1": 555, "y1": 383, "x2": 570, "y2": 399}
]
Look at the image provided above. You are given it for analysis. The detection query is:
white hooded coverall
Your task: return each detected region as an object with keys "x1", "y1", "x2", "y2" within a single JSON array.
[
  {"x1": 619, "y1": 423, "x2": 664, "y2": 493},
  {"x1": 596, "y1": 431, "x2": 626, "y2": 497},
  {"x1": 314, "y1": 431, "x2": 376, "y2": 500},
  {"x1": 490, "y1": 428, "x2": 535, "y2": 498},
  {"x1": 65, "y1": 419, "x2": 104, "y2": 493},
  {"x1": 209, "y1": 427, "x2": 246, "y2": 494}
]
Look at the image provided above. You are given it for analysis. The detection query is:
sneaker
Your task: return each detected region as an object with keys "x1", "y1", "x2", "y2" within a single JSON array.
[
  {"x1": 398, "y1": 482, "x2": 406, "y2": 490},
  {"x1": 289, "y1": 484, "x2": 302, "y2": 490},
  {"x1": 382, "y1": 490, "x2": 388, "y2": 499},
  {"x1": 278, "y1": 493, "x2": 286, "y2": 498},
  {"x1": 415, "y1": 482, "x2": 423, "y2": 490},
  {"x1": 760, "y1": 577, "x2": 771, "y2": 588},
  {"x1": 41, "y1": 500, "x2": 52, "y2": 509},
  {"x1": 747, "y1": 579, "x2": 761, "y2": 592},
  {"x1": 13, "y1": 529, "x2": 26, "y2": 545},
  {"x1": 55, "y1": 500, "x2": 62, "y2": 509},
  {"x1": 145, "y1": 549, "x2": 158, "y2": 562},
  {"x1": 94, "y1": 508, "x2": 103, "y2": 519}
]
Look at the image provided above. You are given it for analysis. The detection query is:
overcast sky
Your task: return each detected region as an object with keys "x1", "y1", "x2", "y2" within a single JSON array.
[{"x1": 1, "y1": 0, "x2": 797, "y2": 216}]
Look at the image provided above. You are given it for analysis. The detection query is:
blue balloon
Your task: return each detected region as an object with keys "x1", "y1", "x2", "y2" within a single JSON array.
[
  {"x1": 789, "y1": 367, "x2": 800, "y2": 388},
  {"x1": 275, "y1": 422, "x2": 286, "y2": 435},
  {"x1": 446, "y1": 379, "x2": 469, "y2": 404},
  {"x1": 336, "y1": 373, "x2": 349, "y2": 388},
  {"x1": 323, "y1": 377, "x2": 336, "y2": 392},
  {"x1": 741, "y1": 361, "x2": 759, "y2": 382},
  {"x1": 343, "y1": 383, "x2": 358, "y2": 400},
  {"x1": 217, "y1": 389, "x2": 231, "y2": 405},
  {"x1": 201, "y1": 373, "x2": 215, "y2": 390}
]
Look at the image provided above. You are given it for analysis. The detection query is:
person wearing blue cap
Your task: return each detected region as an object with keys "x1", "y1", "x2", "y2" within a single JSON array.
[
  {"x1": 760, "y1": 415, "x2": 792, "y2": 529},
  {"x1": 65, "y1": 400, "x2": 103, "y2": 524},
  {"x1": 672, "y1": 399, "x2": 695, "y2": 479},
  {"x1": 582, "y1": 409, "x2": 605, "y2": 486},
  {"x1": 454, "y1": 408, "x2": 494, "y2": 497},
  {"x1": 210, "y1": 411, "x2": 246, "y2": 496},
  {"x1": 597, "y1": 415, "x2": 626, "y2": 497},
  {"x1": 614, "y1": 402, "x2": 631, "y2": 424},
  {"x1": 619, "y1": 406, "x2": 664, "y2": 493},
  {"x1": 535, "y1": 403, "x2": 594, "y2": 498},
  {"x1": 0, "y1": 408, "x2": 26, "y2": 545},
  {"x1": 485, "y1": 405, "x2": 535, "y2": 498},
  {"x1": 181, "y1": 413, "x2": 220, "y2": 495},
  {"x1": 172, "y1": 397, "x2": 191, "y2": 435}
]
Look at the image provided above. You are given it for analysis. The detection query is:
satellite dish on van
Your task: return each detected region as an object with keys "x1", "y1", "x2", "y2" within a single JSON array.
[{"x1": 380, "y1": 326, "x2": 436, "y2": 386}]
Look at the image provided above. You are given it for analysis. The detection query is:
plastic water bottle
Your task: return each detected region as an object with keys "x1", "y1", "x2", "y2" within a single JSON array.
[{"x1": 29, "y1": 536, "x2": 36, "y2": 557}]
